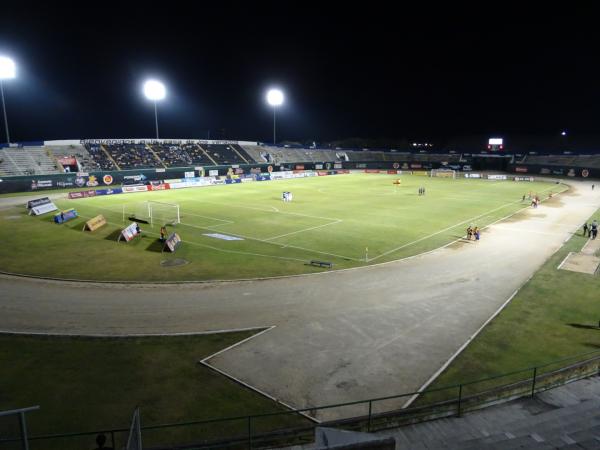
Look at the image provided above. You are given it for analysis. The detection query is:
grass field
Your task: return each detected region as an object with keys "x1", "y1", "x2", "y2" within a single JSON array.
[
  {"x1": 0, "y1": 331, "x2": 308, "y2": 450},
  {"x1": 0, "y1": 173, "x2": 563, "y2": 281},
  {"x1": 418, "y1": 207, "x2": 600, "y2": 403}
]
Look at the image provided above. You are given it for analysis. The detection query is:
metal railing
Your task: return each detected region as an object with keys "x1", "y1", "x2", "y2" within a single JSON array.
[{"x1": 1, "y1": 350, "x2": 599, "y2": 450}]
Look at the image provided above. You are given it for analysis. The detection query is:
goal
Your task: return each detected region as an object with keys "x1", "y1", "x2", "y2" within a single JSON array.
[
  {"x1": 124, "y1": 201, "x2": 180, "y2": 227},
  {"x1": 430, "y1": 169, "x2": 457, "y2": 179}
]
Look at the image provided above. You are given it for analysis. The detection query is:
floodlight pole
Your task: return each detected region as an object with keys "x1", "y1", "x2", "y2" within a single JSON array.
[
  {"x1": 273, "y1": 107, "x2": 277, "y2": 145},
  {"x1": 0, "y1": 79, "x2": 10, "y2": 144},
  {"x1": 154, "y1": 101, "x2": 160, "y2": 139}
]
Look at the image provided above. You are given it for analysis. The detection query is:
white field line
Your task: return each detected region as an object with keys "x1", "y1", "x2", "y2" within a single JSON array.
[
  {"x1": 0, "y1": 326, "x2": 269, "y2": 338},
  {"x1": 265, "y1": 219, "x2": 342, "y2": 241},
  {"x1": 368, "y1": 184, "x2": 564, "y2": 262},
  {"x1": 181, "y1": 211, "x2": 234, "y2": 224},
  {"x1": 73, "y1": 204, "x2": 358, "y2": 263},
  {"x1": 199, "y1": 325, "x2": 320, "y2": 423},
  {"x1": 72, "y1": 210, "x2": 309, "y2": 264},
  {"x1": 189, "y1": 198, "x2": 342, "y2": 222},
  {"x1": 557, "y1": 252, "x2": 574, "y2": 270},
  {"x1": 402, "y1": 274, "x2": 535, "y2": 409}
]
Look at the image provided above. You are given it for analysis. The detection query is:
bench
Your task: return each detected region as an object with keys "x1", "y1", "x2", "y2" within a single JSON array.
[{"x1": 310, "y1": 260, "x2": 333, "y2": 268}]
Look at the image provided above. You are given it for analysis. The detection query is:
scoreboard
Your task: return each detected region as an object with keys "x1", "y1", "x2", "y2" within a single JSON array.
[{"x1": 487, "y1": 138, "x2": 504, "y2": 151}]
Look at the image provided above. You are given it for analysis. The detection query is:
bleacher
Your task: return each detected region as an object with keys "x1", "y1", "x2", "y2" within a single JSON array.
[
  {"x1": 47, "y1": 144, "x2": 96, "y2": 172},
  {"x1": 84, "y1": 143, "x2": 117, "y2": 171},
  {"x1": 103, "y1": 144, "x2": 159, "y2": 169},
  {"x1": 524, "y1": 154, "x2": 600, "y2": 168},
  {"x1": 203, "y1": 144, "x2": 248, "y2": 165},
  {"x1": 0, "y1": 147, "x2": 61, "y2": 176},
  {"x1": 181, "y1": 144, "x2": 215, "y2": 165},
  {"x1": 150, "y1": 144, "x2": 192, "y2": 167}
]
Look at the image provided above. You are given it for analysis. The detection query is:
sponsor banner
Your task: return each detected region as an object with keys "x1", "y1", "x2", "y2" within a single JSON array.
[
  {"x1": 77, "y1": 172, "x2": 89, "y2": 177},
  {"x1": 156, "y1": 168, "x2": 166, "y2": 173},
  {"x1": 123, "y1": 174, "x2": 147, "y2": 182},
  {"x1": 30, "y1": 202, "x2": 58, "y2": 215},
  {"x1": 85, "y1": 175, "x2": 99, "y2": 187},
  {"x1": 364, "y1": 169, "x2": 381, "y2": 173},
  {"x1": 315, "y1": 164, "x2": 323, "y2": 169},
  {"x1": 184, "y1": 171, "x2": 195, "y2": 178},
  {"x1": 240, "y1": 177, "x2": 254, "y2": 183},
  {"x1": 410, "y1": 163, "x2": 422, "y2": 169},
  {"x1": 334, "y1": 163, "x2": 342, "y2": 169},
  {"x1": 413, "y1": 171, "x2": 429, "y2": 176},
  {"x1": 58, "y1": 157, "x2": 77, "y2": 166},
  {"x1": 464, "y1": 173, "x2": 482, "y2": 178},
  {"x1": 514, "y1": 176, "x2": 534, "y2": 182},
  {"x1": 94, "y1": 188, "x2": 122, "y2": 196},
  {"x1": 54, "y1": 208, "x2": 78, "y2": 224},
  {"x1": 27, "y1": 197, "x2": 52, "y2": 209},
  {"x1": 164, "y1": 178, "x2": 184, "y2": 184},
  {"x1": 209, "y1": 170, "x2": 219, "y2": 176},
  {"x1": 225, "y1": 179, "x2": 242, "y2": 184},
  {"x1": 203, "y1": 233, "x2": 244, "y2": 241},
  {"x1": 582, "y1": 169, "x2": 590, "y2": 178},
  {"x1": 295, "y1": 164, "x2": 305, "y2": 170},
  {"x1": 337, "y1": 169, "x2": 350, "y2": 174},
  {"x1": 164, "y1": 233, "x2": 182, "y2": 252},
  {"x1": 387, "y1": 170, "x2": 400, "y2": 174},
  {"x1": 103, "y1": 174, "x2": 113, "y2": 185},
  {"x1": 462, "y1": 165, "x2": 472, "y2": 171},
  {"x1": 392, "y1": 162, "x2": 400, "y2": 169},
  {"x1": 317, "y1": 171, "x2": 330, "y2": 176},
  {"x1": 120, "y1": 222, "x2": 139, "y2": 242},
  {"x1": 515, "y1": 167, "x2": 528, "y2": 173},
  {"x1": 568, "y1": 169, "x2": 576, "y2": 177},
  {"x1": 540, "y1": 168, "x2": 551, "y2": 175},
  {"x1": 147, "y1": 184, "x2": 170, "y2": 191},
  {"x1": 31, "y1": 180, "x2": 53, "y2": 190},
  {"x1": 552, "y1": 169, "x2": 564, "y2": 175},
  {"x1": 122, "y1": 185, "x2": 149, "y2": 193},
  {"x1": 487, "y1": 174, "x2": 507, "y2": 180},
  {"x1": 56, "y1": 181, "x2": 75, "y2": 188},
  {"x1": 84, "y1": 215, "x2": 106, "y2": 231}
]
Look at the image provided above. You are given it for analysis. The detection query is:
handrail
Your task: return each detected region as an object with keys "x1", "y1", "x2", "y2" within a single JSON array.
[{"x1": 1, "y1": 349, "x2": 599, "y2": 446}]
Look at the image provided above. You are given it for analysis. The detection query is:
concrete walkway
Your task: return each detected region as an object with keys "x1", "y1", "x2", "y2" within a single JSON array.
[{"x1": 0, "y1": 180, "x2": 599, "y2": 421}]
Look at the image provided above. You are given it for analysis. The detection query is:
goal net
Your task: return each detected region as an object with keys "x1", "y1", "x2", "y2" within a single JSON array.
[
  {"x1": 430, "y1": 169, "x2": 456, "y2": 179},
  {"x1": 124, "y1": 201, "x2": 180, "y2": 226}
]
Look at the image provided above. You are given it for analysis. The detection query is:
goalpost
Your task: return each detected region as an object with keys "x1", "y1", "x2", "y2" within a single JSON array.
[
  {"x1": 430, "y1": 169, "x2": 457, "y2": 179},
  {"x1": 123, "y1": 201, "x2": 180, "y2": 227}
]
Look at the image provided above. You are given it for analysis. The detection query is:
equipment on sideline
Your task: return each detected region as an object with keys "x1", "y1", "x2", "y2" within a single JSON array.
[
  {"x1": 27, "y1": 197, "x2": 58, "y2": 215},
  {"x1": 123, "y1": 201, "x2": 180, "y2": 227},
  {"x1": 54, "y1": 209, "x2": 78, "y2": 224},
  {"x1": 430, "y1": 169, "x2": 457, "y2": 179},
  {"x1": 83, "y1": 215, "x2": 106, "y2": 231}
]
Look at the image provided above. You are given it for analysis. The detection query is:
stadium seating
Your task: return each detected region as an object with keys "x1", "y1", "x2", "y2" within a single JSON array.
[
  {"x1": 0, "y1": 146, "x2": 61, "y2": 176},
  {"x1": 103, "y1": 144, "x2": 159, "y2": 169},
  {"x1": 84, "y1": 143, "x2": 117, "y2": 170},
  {"x1": 150, "y1": 144, "x2": 192, "y2": 167},
  {"x1": 202, "y1": 144, "x2": 250, "y2": 165}
]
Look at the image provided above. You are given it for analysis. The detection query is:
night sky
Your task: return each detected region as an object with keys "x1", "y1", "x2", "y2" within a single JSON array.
[{"x1": 0, "y1": 4, "x2": 598, "y2": 145}]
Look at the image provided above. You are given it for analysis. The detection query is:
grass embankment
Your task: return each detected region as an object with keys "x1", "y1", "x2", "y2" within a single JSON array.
[
  {"x1": 0, "y1": 331, "x2": 307, "y2": 449},
  {"x1": 420, "y1": 209, "x2": 600, "y2": 404}
]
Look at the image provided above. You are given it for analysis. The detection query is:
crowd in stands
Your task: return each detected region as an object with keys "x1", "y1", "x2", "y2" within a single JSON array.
[
  {"x1": 522, "y1": 154, "x2": 600, "y2": 168},
  {"x1": 104, "y1": 144, "x2": 158, "y2": 169},
  {"x1": 85, "y1": 144, "x2": 117, "y2": 170}
]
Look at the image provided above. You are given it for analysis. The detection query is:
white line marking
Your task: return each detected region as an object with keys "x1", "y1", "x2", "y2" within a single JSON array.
[
  {"x1": 265, "y1": 220, "x2": 342, "y2": 241},
  {"x1": 557, "y1": 252, "x2": 574, "y2": 270},
  {"x1": 200, "y1": 325, "x2": 320, "y2": 423},
  {"x1": 368, "y1": 184, "x2": 564, "y2": 262}
]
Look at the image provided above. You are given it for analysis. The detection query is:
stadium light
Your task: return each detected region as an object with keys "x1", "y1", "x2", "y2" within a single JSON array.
[
  {"x1": 0, "y1": 56, "x2": 16, "y2": 144},
  {"x1": 561, "y1": 131, "x2": 567, "y2": 136},
  {"x1": 266, "y1": 88, "x2": 284, "y2": 144},
  {"x1": 143, "y1": 79, "x2": 166, "y2": 139}
]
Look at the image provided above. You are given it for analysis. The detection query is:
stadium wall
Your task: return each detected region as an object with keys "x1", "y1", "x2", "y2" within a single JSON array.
[{"x1": 507, "y1": 163, "x2": 599, "y2": 179}]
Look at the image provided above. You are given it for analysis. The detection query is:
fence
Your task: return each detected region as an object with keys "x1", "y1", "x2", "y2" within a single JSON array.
[{"x1": 1, "y1": 350, "x2": 599, "y2": 450}]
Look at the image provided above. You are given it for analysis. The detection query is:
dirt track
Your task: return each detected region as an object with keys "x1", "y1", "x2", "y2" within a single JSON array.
[{"x1": 1, "y1": 180, "x2": 598, "y2": 420}]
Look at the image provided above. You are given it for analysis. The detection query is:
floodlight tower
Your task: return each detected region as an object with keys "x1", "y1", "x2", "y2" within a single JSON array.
[
  {"x1": 266, "y1": 88, "x2": 284, "y2": 145},
  {"x1": 0, "y1": 56, "x2": 16, "y2": 144},
  {"x1": 143, "y1": 79, "x2": 166, "y2": 139}
]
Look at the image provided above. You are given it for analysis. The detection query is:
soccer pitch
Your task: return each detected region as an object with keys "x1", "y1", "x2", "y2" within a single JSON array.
[{"x1": 0, "y1": 173, "x2": 564, "y2": 281}]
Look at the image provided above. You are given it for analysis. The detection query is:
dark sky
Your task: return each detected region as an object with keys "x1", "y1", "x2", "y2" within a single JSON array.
[{"x1": 0, "y1": 3, "x2": 599, "y2": 143}]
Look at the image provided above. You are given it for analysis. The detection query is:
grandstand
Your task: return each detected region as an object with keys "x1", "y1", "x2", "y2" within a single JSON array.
[{"x1": 2, "y1": 139, "x2": 600, "y2": 179}]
